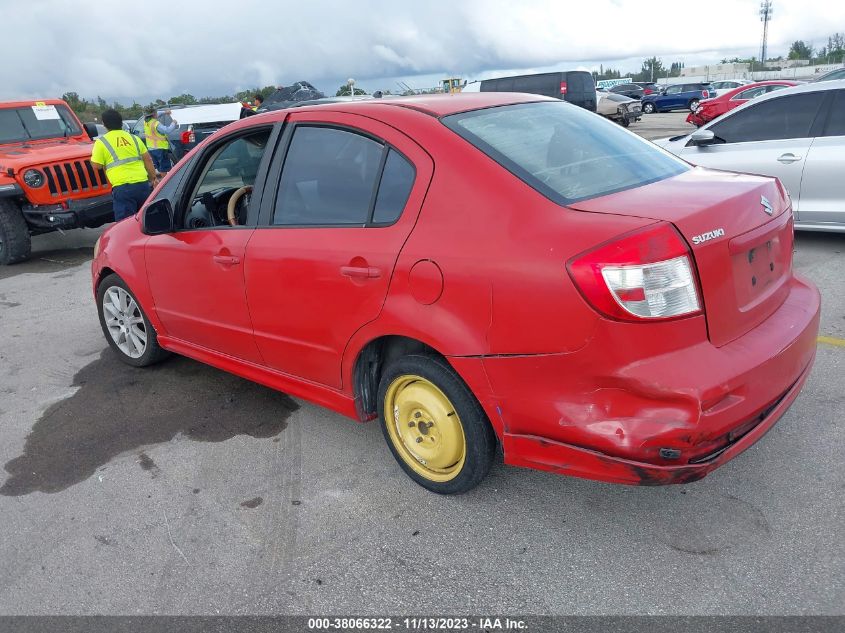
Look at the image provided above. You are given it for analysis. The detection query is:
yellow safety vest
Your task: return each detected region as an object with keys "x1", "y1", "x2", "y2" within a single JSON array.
[
  {"x1": 93, "y1": 131, "x2": 148, "y2": 187},
  {"x1": 144, "y1": 117, "x2": 169, "y2": 150}
]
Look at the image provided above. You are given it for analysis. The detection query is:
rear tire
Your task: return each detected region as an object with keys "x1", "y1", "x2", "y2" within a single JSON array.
[
  {"x1": 378, "y1": 354, "x2": 496, "y2": 494},
  {"x1": 642, "y1": 102, "x2": 656, "y2": 114},
  {"x1": 0, "y1": 199, "x2": 32, "y2": 265},
  {"x1": 96, "y1": 273, "x2": 170, "y2": 367}
]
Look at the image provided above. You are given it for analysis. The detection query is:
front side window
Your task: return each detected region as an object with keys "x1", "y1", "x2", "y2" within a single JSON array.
[
  {"x1": 0, "y1": 105, "x2": 81, "y2": 143},
  {"x1": 709, "y1": 92, "x2": 825, "y2": 143},
  {"x1": 665, "y1": 86, "x2": 681, "y2": 95},
  {"x1": 181, "y1": 129, "x2": 271, "y2": 229},
  {"x1": 273, "y1": 126, "x2": 384, "y2": 226},
  {"x1": 443, "y1": 101, "x2": 688, "y2": 204}
]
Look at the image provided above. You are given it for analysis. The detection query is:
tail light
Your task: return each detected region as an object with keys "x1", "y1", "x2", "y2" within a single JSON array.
[
  {"x1": 181, "y1": 129, "x2": 195, "y2": 145},
  {"x1": 560, "y1": 81, "x2": 568, "y2": 95},
  {"x1": 567, "y1": 223, "x2": 702, "y2": 321},
  {"x1": 702, "y1": 90, "x2": 710, "y2": 98},
  {"x1": 644, "y1": 88, "x2": 653, "y2": 95}
]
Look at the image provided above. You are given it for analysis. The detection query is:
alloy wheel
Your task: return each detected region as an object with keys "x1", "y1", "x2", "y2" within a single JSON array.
[{"x1": 102, "y1": 287, "x2": 147, "y2": 358}]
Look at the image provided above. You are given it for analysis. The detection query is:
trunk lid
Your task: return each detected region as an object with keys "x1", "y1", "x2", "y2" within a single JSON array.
[{"x1": 569, "y1": 167, "x2": 794, "y2": 346}]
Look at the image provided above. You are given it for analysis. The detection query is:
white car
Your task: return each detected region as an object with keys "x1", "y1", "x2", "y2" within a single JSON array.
[
  {"x1": 707, "y1": 79, "x2": 753, "y2": 97},
  {"x1": 653, "y1": 80, "x2": 845, "y2": 232}
]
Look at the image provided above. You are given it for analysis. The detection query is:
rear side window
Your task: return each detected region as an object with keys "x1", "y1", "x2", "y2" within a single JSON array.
[
  {"x1": 273, "y1": 126, "x2": 383, "y2": 225},
  {"x1": 443, "y1": 101, "x2": 687, "y2": 204},
  {"x1": 824, "y1": 90, "x2": 845, "y2": 136},
  {"x1": 734, "y1": 86, "x2": 768, "y2": 101},
  {"x1": 710, "y1": 92, "x2": 825, "y2": 143},
  {"x1": 373, "y1": 150, "x2": 415, "y2": 224}
]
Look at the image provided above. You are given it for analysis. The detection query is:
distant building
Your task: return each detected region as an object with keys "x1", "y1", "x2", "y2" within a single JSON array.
[
  {"x1": 681, "y1": 63, "x2": 750, "y2": 77},
  {"x1": 764, "y1": 59, "x2": 810, "y2": 68}
]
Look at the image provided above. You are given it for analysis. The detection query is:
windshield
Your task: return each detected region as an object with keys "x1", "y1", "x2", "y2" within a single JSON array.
[
  {"x1": 0, "y1": 104, "x2": 83, "y2": 144},
  {"x1": 443, "y1": 101, "x2": 688, "y2": 204}
]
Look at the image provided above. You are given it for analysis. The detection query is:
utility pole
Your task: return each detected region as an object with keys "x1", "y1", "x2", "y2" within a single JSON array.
[{"x1": 760, "y1": 1, "x2": 774, "y2": 69}]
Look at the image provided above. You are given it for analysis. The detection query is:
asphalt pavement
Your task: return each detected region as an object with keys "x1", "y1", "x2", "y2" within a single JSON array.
[{"x1": 0, "y1": 117, "x2": 842, "y2": 616}]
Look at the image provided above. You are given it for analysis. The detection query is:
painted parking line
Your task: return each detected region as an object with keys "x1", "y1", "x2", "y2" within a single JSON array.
[{"x1": 817, "y1": 336, "x2": 845, "y2": 348}]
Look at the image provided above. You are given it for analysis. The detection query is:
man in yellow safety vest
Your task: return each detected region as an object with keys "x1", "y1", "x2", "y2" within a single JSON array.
[
  {"x1": 90, "y1": 109, "x2": 158, "y2": 221},
  {"x1": 143, "y1": 108, "x2": 179, "y2": 176}
]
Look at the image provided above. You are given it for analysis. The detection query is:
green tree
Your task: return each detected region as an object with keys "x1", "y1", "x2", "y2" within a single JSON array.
[
  {"x1": 632, "y1": 57, "x2": 666, "y2": 82},
  {"x1": 335, "y1": 84, "x2": 368, "y2": 96},
  {"x1": 788, "y1": 40, "x2": 813, "y2": 60},
  {"x1": 168, "y1": 93, "x2": 198, "y2": 105}
]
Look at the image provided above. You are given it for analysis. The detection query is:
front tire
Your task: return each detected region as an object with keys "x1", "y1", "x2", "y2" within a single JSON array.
[
  {"x1": 0, "y1": 199, "x2": 32, "y2": 265},
  {"x1": 378, "y1": 354, "x2": 496, "y2": 494},
  {"x1": 688, "y1": 99, "x2": 700, "y2": 111},
  {"x1": 642, "y1": 102, "x2": 656, "y2": 114},
  {"x1": 96, "y1": 273, "x2": 169, "y2": 367}
]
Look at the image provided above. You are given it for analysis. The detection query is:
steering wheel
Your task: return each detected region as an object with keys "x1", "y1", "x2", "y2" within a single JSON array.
[{"x1": 227, "y1": 185, "x2": 253, "y2": 226}]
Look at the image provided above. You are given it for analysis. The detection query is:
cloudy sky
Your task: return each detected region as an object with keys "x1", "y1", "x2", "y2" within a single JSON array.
[{"x1": 1, "y1": 0, "x2": 839, "y2": 103}]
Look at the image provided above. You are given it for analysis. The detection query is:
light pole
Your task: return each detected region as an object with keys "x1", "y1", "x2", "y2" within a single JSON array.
[
  {"x1": 760, "y1": 1, "x2": 774, "y2": 70},
  {"x1": 347, "y1": 78, "x2": 356, "y2": 97}
]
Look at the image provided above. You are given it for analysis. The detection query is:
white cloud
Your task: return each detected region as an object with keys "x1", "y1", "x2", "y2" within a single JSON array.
[{"x1": 0, "y1": 0, "x2": 837, "y2": 102}]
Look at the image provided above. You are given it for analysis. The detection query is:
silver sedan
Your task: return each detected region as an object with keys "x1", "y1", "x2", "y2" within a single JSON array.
[{"x1": 653, "y1": 80, "x2": 845, "y2": 232}]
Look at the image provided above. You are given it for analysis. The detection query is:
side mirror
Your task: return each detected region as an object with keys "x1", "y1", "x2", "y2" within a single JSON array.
[
  {"x1": 83, "y1": 122, "x2": 99, "y2": 140},
  {"x1": 688, "y1": 128, "x2": 716, "y2": 147},
  {"x1": 143, "y1": 199, "x2": 174, "y2": 235}
]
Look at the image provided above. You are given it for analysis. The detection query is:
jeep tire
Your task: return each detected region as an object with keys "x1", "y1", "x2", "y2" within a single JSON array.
[{"x1": 0, "y1": 199, "x2": 31, "y2": 265}]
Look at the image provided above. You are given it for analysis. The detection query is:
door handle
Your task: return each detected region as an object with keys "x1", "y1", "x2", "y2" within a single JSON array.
[
  {"x1": 777, "y1": 153, "x2": 802, "y2": 164},
  {"x1": 340, "y1": 266, "x2": 381, "y2": 279},
  {"x1": 213, "y1": 254, "x2": 241, "y2": 266}
]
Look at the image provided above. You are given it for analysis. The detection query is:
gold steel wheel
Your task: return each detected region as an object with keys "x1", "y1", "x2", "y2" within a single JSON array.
[{"x1": 383, "y1": 374, "x2": 466, "y2": 482}]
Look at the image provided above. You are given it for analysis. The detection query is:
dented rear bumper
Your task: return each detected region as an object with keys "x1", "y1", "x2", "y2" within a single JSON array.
[{"x1": 449, "y1": 273, "x2": 820, "y2": 485}]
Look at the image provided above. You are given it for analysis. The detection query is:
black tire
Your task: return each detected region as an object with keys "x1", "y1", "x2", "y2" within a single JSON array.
[
  {"x1": 642, "y1": 102, "x2": 656, "y2": 114},
  {"x1": 0, "y1": 199, "x2": 32, "y2": 265},
  {"x1": 96, "y1": 273, "x2": 170, "y2": 367},
  {"x1": 688, "y1": 99, "x2": 700, "y2": 111},
  {"x1": 377, "y1": 354, "x2": 497, "y2": 494},
  {"x1": 620, "y1": 117, "x2": 630, "y2": 127}
]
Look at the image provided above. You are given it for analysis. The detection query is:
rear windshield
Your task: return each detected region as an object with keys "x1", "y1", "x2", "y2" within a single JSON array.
[
  {"x1": 0, "y1": 105, "x2": 82, "y2": 143},
  {"x1": 442, "y1": 101, "x2": 687, "y2": 204}
]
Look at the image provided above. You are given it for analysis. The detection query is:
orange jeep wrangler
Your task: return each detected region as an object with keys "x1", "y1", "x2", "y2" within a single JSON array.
[{"x1": 0, "y1": 99, "x2": 113, "y2": 265}]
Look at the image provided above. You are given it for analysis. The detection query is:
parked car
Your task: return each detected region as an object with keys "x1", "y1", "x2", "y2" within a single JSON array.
[
  {"x1": 641, "y1": 83, "x2": 713, "y2": 113},
  {"x1": 122, "y1": 119, "x2": 137, "y2": 132},
  {"x1": 129, "y1": 103, "x2": 242, "y2": 161},
  {"x1": 654, "y1": 81, "x2": 845, "y2": 232},
  {"x1": 810, "y1": 67, "x2": 845, "y2": 82},
  {"x1": 92, "y1": 92, "x2": 820, "y2": 494},
  {"x1": 707, "y1": 79, "x2": 753, "y2": 96},
  {"x1": 596, "y1": 91, "x2": 642, "y2": 126},
  {"x1": 687, "y1": 80, "x2": 798, "y2": 126},
  {"x1": 0, "y1": 99, "x2": 113, "y2": 264},
  {"x1": 632, "y1": 82, "x2": 661, "y2": 96},
  {"x1": 609, "y1": 83, "x2": 644, "y2": 99},
  {"x1": 480, "y1": 71, "x2": 597, "y2": 111}
]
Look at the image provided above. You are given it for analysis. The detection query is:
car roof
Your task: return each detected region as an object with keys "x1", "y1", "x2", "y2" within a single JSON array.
[
  {"x1": 169, "y1": 102, "x2": 243, "y2": 125},
  {"x1": 732, "y1": 78, "x2": 844, "y2": 101},
  {"x1": 283, "y1": 92, "x2": 554, "y2": 118}
]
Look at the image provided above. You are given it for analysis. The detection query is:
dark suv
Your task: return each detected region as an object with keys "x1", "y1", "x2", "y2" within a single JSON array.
[
  {"x1": 480, "y1": 71, "x2": 597, "y2": 111},
  {"x1": 641, "y1": 83, "x2": 713, "y2": 113}
]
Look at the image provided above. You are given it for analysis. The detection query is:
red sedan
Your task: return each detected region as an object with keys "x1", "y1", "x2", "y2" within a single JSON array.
[
  {"x1": 687, "y1": 80, "x2": 799, "y2": 126},
  {"x1": 92, "y1": 93, "x2": 819, "y2": 494}
]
